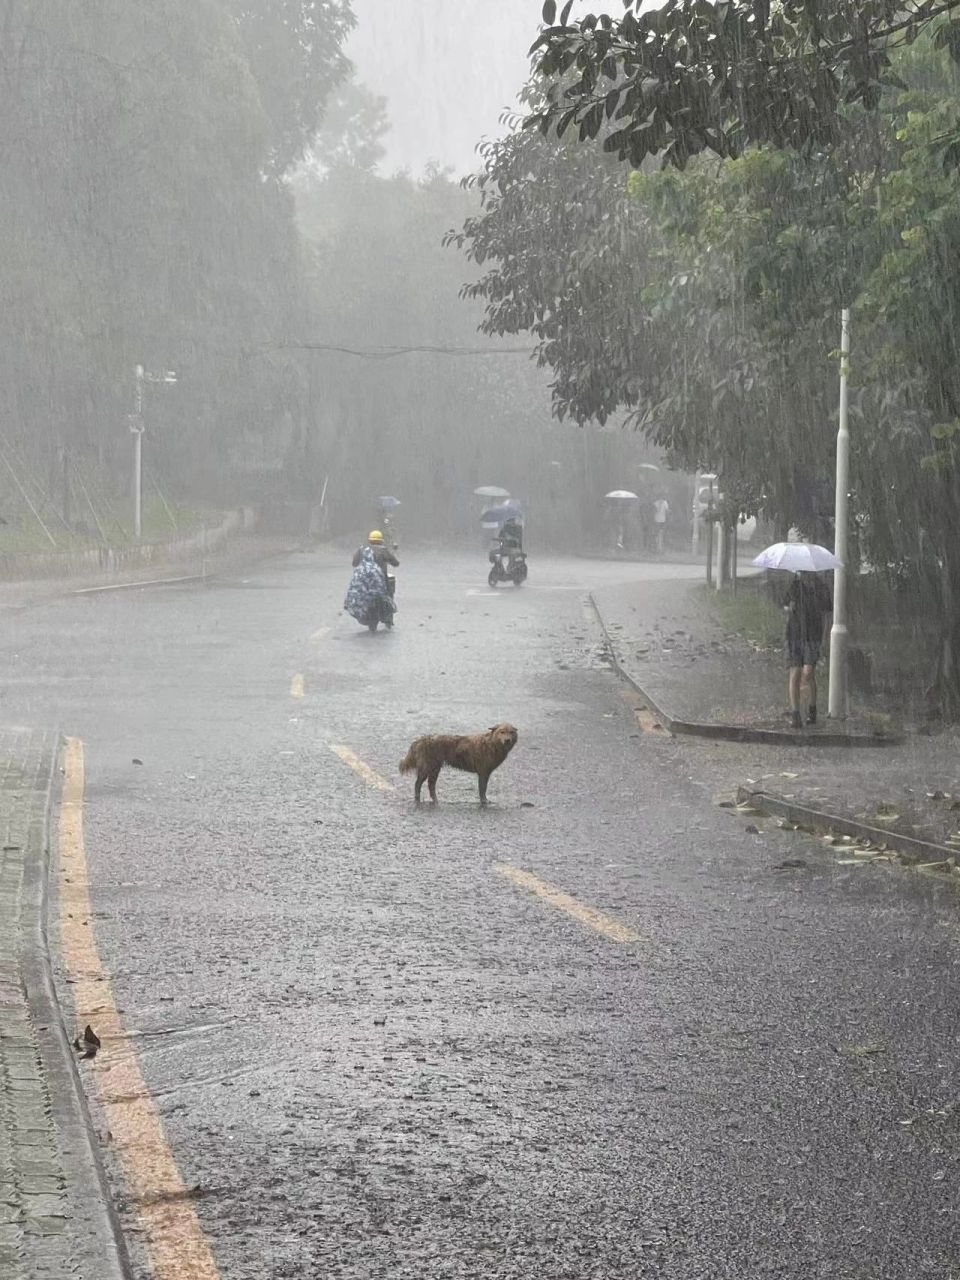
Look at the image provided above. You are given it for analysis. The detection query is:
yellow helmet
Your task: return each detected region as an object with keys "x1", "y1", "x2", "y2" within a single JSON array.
[{"x1": 368, "y1": 530, "x2": 384, "y2": 544}]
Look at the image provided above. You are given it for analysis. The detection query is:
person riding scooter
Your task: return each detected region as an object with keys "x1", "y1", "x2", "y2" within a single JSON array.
[
  {"x1": 498, "y1": 517, "x2": 523, "y2": 554},
  {"x1": 353, "y1": 529, "x2": 399, "y2": 583},
  {"x1": 488, "y1": 515, "x2": 528, "y2": 587},
  {"x1": 345, "y1": 533, "x2": 398, "y2": 632}
]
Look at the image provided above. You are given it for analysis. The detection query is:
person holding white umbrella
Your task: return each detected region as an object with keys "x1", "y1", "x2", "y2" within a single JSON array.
[{"x1": 752, "y1": 542, "x2": 839, "y2": 729}]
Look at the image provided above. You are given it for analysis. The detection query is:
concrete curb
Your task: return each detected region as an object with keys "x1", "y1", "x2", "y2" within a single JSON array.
[
  {"x1": 19, "y1": 736, "x2": 133, "y2": 1279},
  {"x1": 72, "y1": 571, "x2": 211, "y2": 596},
  {"x1": 588, "y1": 593, "x2": 902, "y2": 749},
  {"x1": 738, "y1": 786, "x2": 959, "y2": 865}
]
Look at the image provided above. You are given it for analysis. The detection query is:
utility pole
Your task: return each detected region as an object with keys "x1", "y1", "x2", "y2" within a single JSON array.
[
  {"x1": 705, "y1": 478, "x2": 715, "y2": 587},
  {"x1": 828, "y1": 309, "x2": 851, "y2": 720},
  {"x1": 132, "y1": 364, "x2": 177, "y2": 541}
]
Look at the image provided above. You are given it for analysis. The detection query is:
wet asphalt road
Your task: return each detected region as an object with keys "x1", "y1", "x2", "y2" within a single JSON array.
[{"x1": 4, "y1": 549, "x2": 960, "y2": 1279}]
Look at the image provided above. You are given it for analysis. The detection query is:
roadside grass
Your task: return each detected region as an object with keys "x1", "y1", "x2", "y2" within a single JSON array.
[
  {"x1": 0, "y1": 498, "x2": 213, "y2": 554},
  {"x1": 702, "y1": 578, "x2": 784, "y2": 652}
]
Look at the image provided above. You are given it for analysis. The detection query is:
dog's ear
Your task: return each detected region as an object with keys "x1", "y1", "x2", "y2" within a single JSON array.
[{"x1": 487, "y1": 725, "x2": 500, "y2": 734}]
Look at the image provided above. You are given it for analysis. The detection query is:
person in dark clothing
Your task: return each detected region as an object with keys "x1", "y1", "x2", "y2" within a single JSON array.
[
  {"x1": 352, "y1": 529, "x2": 399, "y2": 578},
  {"x1": 498, "y1": 517, "x2": 523, "y2": 552},
  {"x1": 784, "y1": 572, "x2": 832, "y2": 728}
]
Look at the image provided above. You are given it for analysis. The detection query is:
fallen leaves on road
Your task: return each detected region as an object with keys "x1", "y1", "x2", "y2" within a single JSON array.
[
  {"x1": 845, "y1": 1042, "x2": 886, "y2": 1058},
  {"x1": 73, "y1": 1024, "x2": 101, "y2": 1059}
]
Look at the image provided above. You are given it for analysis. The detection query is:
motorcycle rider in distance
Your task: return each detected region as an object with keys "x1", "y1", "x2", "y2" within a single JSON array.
[
  {"x1": 353, "y1": 529, "x2": 399, "y2": 580},
  {"x1": 498, "y1": 516, "x2": 523, "y2": 554},
  {"x1": 345, "y1": 530, "x2": 398, "y2": 631}
]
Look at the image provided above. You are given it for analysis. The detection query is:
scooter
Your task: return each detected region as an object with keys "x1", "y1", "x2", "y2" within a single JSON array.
[
  {"x1": 361, "y1": 594, "x2": 394, "y2": 632},
  {"x1": 488, "y1": 545, "x2": 528, "y2": 588},
  {"x1": 366, "y1": 570, "x2": 397, "y2": 631}
]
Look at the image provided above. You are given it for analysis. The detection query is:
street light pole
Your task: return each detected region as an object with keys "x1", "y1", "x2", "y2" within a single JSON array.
[
  {"x1": 133, "y1": 428, "x2": 143, "y2": 540},
  {"x1": 131, "y1": 363, "x2": 176, "y2": 542},
  {"x1": 133, "y1": 365, "x2": 145, "y2": 541},
  {"x1": 828, "y1": 308, "x2": 851, "y2": 720}
]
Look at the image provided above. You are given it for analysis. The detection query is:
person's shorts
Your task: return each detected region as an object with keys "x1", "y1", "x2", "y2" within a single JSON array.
[{"x1": 786, "y1": 637, "x2": 821, "y2": 668}]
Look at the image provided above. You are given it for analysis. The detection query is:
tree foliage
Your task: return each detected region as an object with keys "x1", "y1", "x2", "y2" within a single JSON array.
[
  {"x1": 0, "y1": 0, "x2": 353, "y2": 515},
  {"x1": 532, "y1": 0, "x2": 960, "y2": 167},
  {"x1": 228, "y1": 0, "x2": 355, "y2": 173},
  {"x1": 293, "y1": 159, "x2": 643, "y2": 547},
  {"x1": 302, "y1": 75, "x2": 390, "y2": 175},
  {"x1": 455, "y1": 26, "x2": 960, "y2": 711}
]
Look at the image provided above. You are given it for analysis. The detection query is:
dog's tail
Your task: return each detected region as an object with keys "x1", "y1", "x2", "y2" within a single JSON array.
[{"x1": 398, "y1": 744, "x2": 418, "y2": 774}]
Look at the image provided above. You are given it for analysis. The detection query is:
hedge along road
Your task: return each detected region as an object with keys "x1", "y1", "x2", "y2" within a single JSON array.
[{"x1": 4, "y1": 549, "x2": 960, "y2": 1279}]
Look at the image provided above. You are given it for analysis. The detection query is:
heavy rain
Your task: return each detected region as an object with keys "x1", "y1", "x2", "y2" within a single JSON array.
[{"x1": 4, "y1": 2, "x2": 960, "y2": 1278}]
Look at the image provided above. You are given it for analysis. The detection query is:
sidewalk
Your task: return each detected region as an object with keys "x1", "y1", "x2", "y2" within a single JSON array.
[
  {"x1": 593, "y1": 575, "x2": 960, "y2": 858},
  {"x1": 0, "y1": 533, "x2": 297, "y2": 612},
  {"x1": 0, "y1": 728, "x2": 127, "y2": 1279},
  {"x1": 592, "y1": 574, "x2": 900, "y2": 740}
]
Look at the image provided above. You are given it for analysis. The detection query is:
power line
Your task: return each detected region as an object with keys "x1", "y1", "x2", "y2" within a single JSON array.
[{"x1": 267, "y1": 341, "x2": 538, "y2": 359}]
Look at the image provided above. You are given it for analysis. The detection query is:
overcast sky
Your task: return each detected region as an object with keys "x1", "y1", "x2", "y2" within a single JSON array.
[{"x1": 347, "y1": 1, "x2": 595, "y2": 176}]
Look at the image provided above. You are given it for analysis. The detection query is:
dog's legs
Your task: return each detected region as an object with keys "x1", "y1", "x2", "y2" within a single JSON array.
[
  {"x1": 478, "y1": 772, "x2": 490, "y2": 805},
  {"x1": 415, "y1": 772, "x2": 427, "y2": 803},
  {"x1": 427, "y1": 768, "x2": 440, "y2": 803}
]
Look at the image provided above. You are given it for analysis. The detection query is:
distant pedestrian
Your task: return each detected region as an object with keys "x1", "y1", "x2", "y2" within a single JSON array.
[
  {"x1": 784, "y1": 572, "x2": 832, "y2": 728},
  {"x1": 653, "y1": 495, "x2": 669, "y2": 554}
]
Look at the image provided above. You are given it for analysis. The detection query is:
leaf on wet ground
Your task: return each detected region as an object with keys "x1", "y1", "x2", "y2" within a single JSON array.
[
  {"x1": 845, "y1": 1042, "x2": 886, "y2": 1058},
  {"x1": 73, "y1": 1024, "x2": 101, "y2": 1059}
]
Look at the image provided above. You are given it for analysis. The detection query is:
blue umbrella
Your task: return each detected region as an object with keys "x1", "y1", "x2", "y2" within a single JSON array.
[
  {"x1": 480, "y1": 501, "x2": 523, "y2": 527},
  {"x1": 376, "y1": 496, "x2": 401, "y2": 510}
]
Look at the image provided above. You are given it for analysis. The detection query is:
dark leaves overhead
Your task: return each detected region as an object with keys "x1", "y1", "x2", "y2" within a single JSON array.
[{"x1": 528, "y1": 0, "x2": 960, "y2": 167}]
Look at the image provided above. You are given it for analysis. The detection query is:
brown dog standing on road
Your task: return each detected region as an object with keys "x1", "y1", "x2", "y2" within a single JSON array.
[{"x1": 399, "y1": 724, "x2": 518, "y2": 804}]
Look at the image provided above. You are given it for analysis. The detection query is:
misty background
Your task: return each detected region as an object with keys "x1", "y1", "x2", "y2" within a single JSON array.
[{"x1": 0, "y1": 1, "x2": 668, "y2": 557}]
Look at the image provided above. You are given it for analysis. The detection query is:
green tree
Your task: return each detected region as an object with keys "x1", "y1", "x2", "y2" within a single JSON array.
[
  {"x1": 0, "y1": 0, "x2": 351, "y2": 520},
  {"x1": 455, "y1": 26, "x2": 960, "y2": 711},
  {"x1": 532, "y1": 0, "x2": 960, "y2": 167},
  {"x1": 227, "y1": 0, "x2": 355, "y2": 173},
  {"x1": 303, "y1": 75, "x2": 390, "y2": 175}
]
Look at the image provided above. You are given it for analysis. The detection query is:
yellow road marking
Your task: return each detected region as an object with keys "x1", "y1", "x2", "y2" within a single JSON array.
[
  {"x1": 58, "y1": 738, "x2": 222, "y2": 1280},
  {"x1": 309, "y1": 626, "x2": 331, "y2": 642},
  {"x1": 291, "y1": 673, "x2": 305, "y2": 698},
  {"x1": 330, "y1": 744, "x2": 394, "y2": 792},
  {"x1": 495, "y1": 864, "x2": 645, "y2": 944}
]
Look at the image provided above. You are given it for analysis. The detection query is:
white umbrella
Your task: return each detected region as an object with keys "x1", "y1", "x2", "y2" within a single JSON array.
[
  {"x1": 638, "y1": 463, "x2": 660, "y2": 472},
  {"x1": 474, "y1": 485, "x2": 510, "y2": 499},
  {"x1": 752, "y1": 542, "x2": 841, "y2": 572},
  {"x1": 605, "y1": 489, "x2": 640, "y2": 500}
]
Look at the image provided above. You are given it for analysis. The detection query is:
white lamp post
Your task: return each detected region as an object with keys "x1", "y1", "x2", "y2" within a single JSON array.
[
  {"x1": 132, "y1": 364, "x2": 177, "y2": 540},
  {"x1": 828, "y1": 309, "x2": 851, "y2": 720}
]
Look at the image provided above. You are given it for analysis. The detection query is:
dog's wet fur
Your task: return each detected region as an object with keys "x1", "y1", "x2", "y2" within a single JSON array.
[{"x1": 399, "y1": 723, "x2": 518, "y2": 804}]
